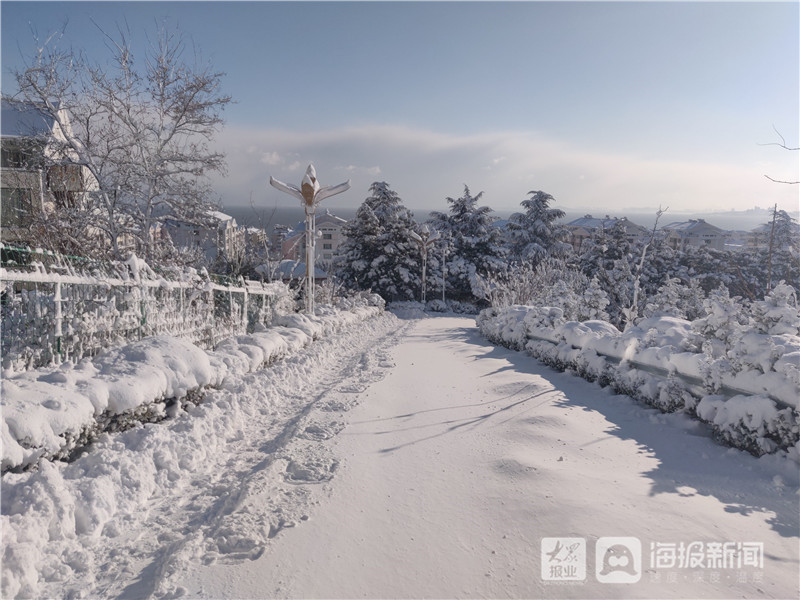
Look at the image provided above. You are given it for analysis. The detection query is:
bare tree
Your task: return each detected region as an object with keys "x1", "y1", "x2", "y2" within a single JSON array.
[
  {"x1": 5, "y1": 20, "x2": 231, "y2": 263},
  {"x1": 622, "y1": 206, "x2": 667, "y2": 329},
  {"x1": 761, "y1": 126, "x2": 798, "y2": 185}
]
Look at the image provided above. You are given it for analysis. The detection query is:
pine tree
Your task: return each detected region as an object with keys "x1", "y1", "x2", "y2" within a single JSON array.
[
  {"x1": 750, "y1": 283, "x2": 800, "y2": 335},
  {"x1": 578, "y1": 276, "x2": 611, "y2": 322},
  {"x1": 507, "y1": 190, "x2": 571, "y2": 265},
  {"x1": 692, "y1": 284, "x2": 748, "y2": 347},
  {"x1": 334, "y1": 182, "x2": 420, "y2": 302},
  {"x1": 429, "y1": 185, "x2": 506, "y2": 302},
  {"x1": 761, "y1": 209, "x2": 800, "y2": 293}
]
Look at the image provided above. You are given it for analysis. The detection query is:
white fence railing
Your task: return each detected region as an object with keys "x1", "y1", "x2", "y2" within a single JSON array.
[{"x1": 1, "y1": 258, "x2": 293, "y2": 371}]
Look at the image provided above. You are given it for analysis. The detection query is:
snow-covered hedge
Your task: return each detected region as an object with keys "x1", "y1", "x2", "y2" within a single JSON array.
[
  {"x1": 476, "y1": 305, "x2": 800, "y2": 459},
  {"x1": 1, "y1": 301, "x2": 383, "y2": 473}
]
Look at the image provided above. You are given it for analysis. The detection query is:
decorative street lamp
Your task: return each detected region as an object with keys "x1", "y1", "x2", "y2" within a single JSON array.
[
  {"x1": 409, "y1": 224, "x2": 440, "y2": 304},
  {"x1": 270, "y1": 164, "x2": 350, "y2": 313}
]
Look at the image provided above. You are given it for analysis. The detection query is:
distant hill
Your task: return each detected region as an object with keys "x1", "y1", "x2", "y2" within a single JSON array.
[{"x1": 219, "y1": 204, "x2": 797, "y2": 234}]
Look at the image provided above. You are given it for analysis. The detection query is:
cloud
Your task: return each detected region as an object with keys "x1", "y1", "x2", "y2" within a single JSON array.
[
  {"x1": 259, "y1": 151, "x2": 282, "y2": 166},
  {"x1": 213, "y1": 124, "x2": 799, "y2": 216}
]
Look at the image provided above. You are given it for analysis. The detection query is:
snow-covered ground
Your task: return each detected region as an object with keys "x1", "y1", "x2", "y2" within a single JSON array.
[{"x1": 2, "y1": 314, "x2": 798, "y2": 599}]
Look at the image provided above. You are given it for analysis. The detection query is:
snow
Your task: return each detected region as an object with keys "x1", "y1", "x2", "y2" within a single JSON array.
[
  {"x1": 1, "y1": 314, "x2": 797, "y2": 598},
  {"x1": 1, "y1": 304, "x2": 383, "y2": 472},
  {"x1": 476, "y1": 305, "x2": 800, "y2": 457},
  {"x1": 176, "y1": 317, "x2": 797, "y2": 599}
]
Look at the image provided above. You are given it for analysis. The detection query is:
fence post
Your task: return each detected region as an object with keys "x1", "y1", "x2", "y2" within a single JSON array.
[
  {"x1": 54, "y1": 279, "x2": 63, "y2": 363},
  {"x1": 242, "y1": 282, "x2": 249, "y2": 333},
  {"x1": 139, "y1": 283, "x2": 147, "y2": 340}
]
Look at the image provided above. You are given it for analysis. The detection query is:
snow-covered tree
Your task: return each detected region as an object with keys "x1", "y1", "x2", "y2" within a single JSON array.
[
  {"x1": 642, "y1": 277, "x2": 705, "y2": 320},
  {"x1": 506, "y1": 190, "x2": 571, "y2": 265},
  {"x1": 692, "y1": 284, "x2": 748, "y2": 348},
  {"x1": 477, "y1": 257, "x2": 589, "y2": 320},
  {"x1": 759, "y1": 209, "x2": 800, "y2": 294},
  {"x1": 6, "y1": 22, "x2": 230, "y2": 264},
  {"x1": 750, "y1": 282, "x2": 800, "y2": 336},
  {"x1": 577, "y1": 276, "x2": 611, "y2": 322},
  {"x1": 334, "y1": 182, "x2": 420, "y2": 302},
  {"x1": 429, "y1": 185, "x2": 506, "y2": 302}
]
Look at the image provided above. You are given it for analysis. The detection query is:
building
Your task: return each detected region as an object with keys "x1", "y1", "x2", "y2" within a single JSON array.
[
  {"x1": 564, "y1": 215, "x2": 650, "y2": 253},
  {"x1": 660, "y1": 219, "x2": 726, "y2": 252},
  {"x1": 1, "y1": 100, "x2": 98, "y2": 247},
  {"x1": 162, "y1": 210, "x2": 245, "y2": 264},
  {"x1": 746, "y1": 221, "x2": 800, "y2": 251},
  {"x1": 279, "y1": 209, "x2": 348, "y2": 263}
]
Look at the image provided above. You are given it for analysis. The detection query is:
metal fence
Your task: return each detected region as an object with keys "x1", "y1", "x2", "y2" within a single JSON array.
[{"x1": 1, "y1": 246, "x2": 293, "y2": 371}]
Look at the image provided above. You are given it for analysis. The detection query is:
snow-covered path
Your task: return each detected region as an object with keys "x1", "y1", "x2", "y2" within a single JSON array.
[{"x1": 176, "y1": 316, "x2": 799, "y2": 600}]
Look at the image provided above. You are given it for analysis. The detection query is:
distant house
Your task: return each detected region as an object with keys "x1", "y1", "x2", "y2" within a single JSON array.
[
  {"x1": 162, "y1": 210, "x2": 245, "y2": 263},
  {"x1": 273, "y1": 259, "x2": 327, "y2": 283},
  {"x1": 279, "y1": 209, "x2": 348, "y2": 263},
  {"x1": 747, "y1": 221, "x2": 800, "y2": 251},
  {"x1": 660, "y1": 219, "x2": 726, "y2": 252},
  {"x1": 564, "y1": 215, "x2": 650, "y2": 252},
  {"x1": 1, "y1": 100, "x2": 98, "y2": 247}
]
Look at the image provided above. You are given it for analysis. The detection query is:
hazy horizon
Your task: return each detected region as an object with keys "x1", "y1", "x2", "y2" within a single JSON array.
[{"x1": 222, "y1": 202, "x2": 795, "y2": 235}]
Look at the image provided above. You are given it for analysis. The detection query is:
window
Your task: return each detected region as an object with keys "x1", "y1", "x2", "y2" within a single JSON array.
[
  {"x1": 323, "y1": 243, "x2": 332, "y2": 250},
  {"x1": 323, "y1": 233, "x2": 333, "y2": 240},
  {"x1": 1, "y1": 188, "x2": 33, "y2": 227},
  {"x1": 1, "y1": 147, "x2": 29, "y2": 169}
]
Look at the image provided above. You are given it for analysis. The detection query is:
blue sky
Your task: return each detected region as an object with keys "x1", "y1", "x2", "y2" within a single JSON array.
[{"x1": 2, "y1": 1, "x2": 798, "y2": 216}]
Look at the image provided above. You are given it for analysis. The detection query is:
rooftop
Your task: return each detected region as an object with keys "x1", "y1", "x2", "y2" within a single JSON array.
[{"x1": 1, "y1": 100, "x2": 57, "y2": 138}]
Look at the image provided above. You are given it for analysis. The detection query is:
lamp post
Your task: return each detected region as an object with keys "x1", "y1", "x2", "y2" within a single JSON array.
[
  {"x1": 409, "y1": 224, "x2": 440, "y2": 304},
  {"x1": 270, "y1": 164, "x2": 350, "y2": 313},
  {"x1": 441, "y1": 232, "x2": 449, "y2": 304}
]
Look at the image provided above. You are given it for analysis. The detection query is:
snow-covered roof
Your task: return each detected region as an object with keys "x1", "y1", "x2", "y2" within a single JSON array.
[
  {"x1": 209, "y1": 210, "x2": 235, "y2": 223},
  {"x1": 661, "y1": 219, "x2": 723, "y2": 233},
  {"x1": 316, "y1": 209, "x2": 347, "y2": 226},
  {"x1": 751, "y1": 221, "x2": 800, "y2": 234},
  {"x1": 277, "y1": 260, "x2": 327, "y2": 279},
  {"x1": 1, "y1": 100, "x2": 58, "y2": 138},
  {"x1": 565, "y1": 215, "x2": 644, "y2": 231}
]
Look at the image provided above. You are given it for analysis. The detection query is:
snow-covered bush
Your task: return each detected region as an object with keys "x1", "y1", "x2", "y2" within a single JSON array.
[
  {"x1": 692, "y1": 285, "x2": 749, "y2": 351},
  {"x1": 476, "y1": 304, "x2": 800, "y2": 457},
  {"x1": 696, "y1": 395, "x2": 799, "y2": 456},
  {"x1": 642, "y1": 278, "x2": 706, "y2": 321},
  {"x1": 1, "y1": 302, "x2": 386, "y2": 473},
  {"x1": 750, "y1": 282, "x2": 800, "y2": 336},
  {"x1": 477, "y1": 258, "x2": 590, "y2": 320}
]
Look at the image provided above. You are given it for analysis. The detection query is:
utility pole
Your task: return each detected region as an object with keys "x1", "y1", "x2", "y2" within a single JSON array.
[
  {"x1": 270, "y1": 165, "x2": 350, "y2": 313},
  {"x1": 409, "y1": 225, "x2": 440, "y2": 304}
]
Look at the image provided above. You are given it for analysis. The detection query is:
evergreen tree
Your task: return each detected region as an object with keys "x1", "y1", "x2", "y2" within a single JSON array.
[
  {"x1": 507, "y1": 190, "x2": 571, "y2": 265},
  {"x1": 760, "y1": 209, "x2": 800, "y2": 293},
  {"x1": 334, "y1": 182, "x2": 420, "y2": 302},
  {"x1": 578, "y1": 276, "x2": 611, "y2": 322},
  {"x1": 643, "y1": 277, "x2": 706, "y2": 320},
  {"x1": 750, "y1": 282, "x2": 800, "y2": 335},
  {"x1": 692, "y1": 284, "x2": 748, "y2": 348},
  {"x1": 429, "y1": 185, "x2": 507, "y2": 302}
]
